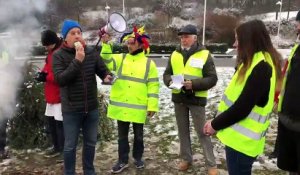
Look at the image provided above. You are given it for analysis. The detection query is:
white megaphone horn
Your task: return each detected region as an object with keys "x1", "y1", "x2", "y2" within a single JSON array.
[{"x1": 99, "y1": 12, "x2": 127, "y2": 36}]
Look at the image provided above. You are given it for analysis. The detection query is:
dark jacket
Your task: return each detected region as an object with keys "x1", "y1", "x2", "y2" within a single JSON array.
[
  {"x1": 163, "y1": 43, "x2": 218, "y2": 106},
  {"x1": 279, "y1": 45, "x2": 300, "y2": 131},
  {"x1": 52, "y1": 44, "x2": 110, "y2": 113}
]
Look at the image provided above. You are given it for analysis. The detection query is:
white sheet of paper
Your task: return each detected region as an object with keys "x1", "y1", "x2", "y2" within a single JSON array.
[
  {"x1": 169, "y1": 74, "x2": 184, "y2": 90},
  {"x1": 189, "y1": 58, "x2": 204, "y2": 68}
]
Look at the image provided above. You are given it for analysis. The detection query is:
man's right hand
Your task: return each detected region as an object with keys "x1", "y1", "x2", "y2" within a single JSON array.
[
  {"x1": 75, "y1": 43, "x2": 85, "y2": 62},
  {"x1": 101, "y1": 33, "x2": 111, "y2": 44}
]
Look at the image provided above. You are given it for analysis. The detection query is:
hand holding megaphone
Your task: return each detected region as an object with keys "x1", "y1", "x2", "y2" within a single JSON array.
[
  {"x1": 100, "y1": 33, "x2": 111, "y2": 44},
  {"x1": 99, "y1": 12, "x2": 127, "y2": 36},
  {"x1": 95, "y1": 12, "x2": 127, "y2": 48}
]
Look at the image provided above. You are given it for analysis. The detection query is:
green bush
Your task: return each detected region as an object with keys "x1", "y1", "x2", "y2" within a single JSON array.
[
  {"x1": 206, "y1": 43, "x2": 228, "y2": 54},
  {"x1": 8, "y1": 63, "x2": 48, "y2": 149},
  {"x1": 97, "y1": 93, "x2": 115, "y2": 143}
]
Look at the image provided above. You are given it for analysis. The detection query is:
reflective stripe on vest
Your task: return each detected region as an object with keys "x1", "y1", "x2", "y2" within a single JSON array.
[
  {"x1": 110, "y1": 53, "x2": 159, "y2": 110},
  {"x1": 221, "y1": 95, "x2": 269, "y2": 124},
  {"x1": 110, "y1": 100, "x2": 147, "y2": 110},
  {"x1": 278, "y1": 44, "x2": 299, "y2": 112},
  {"x1": 116, "y1": 54, "x2": 152, "y2": 84},
  {"x1": 170, "y1": 50, "x2": 209, "y2": 97},
  {"x1": 216, "y1": 51, "x2": 276, "y2": 157},
  {"x1": 103, "y1": 58, "x2": 117, "y2": 71}
]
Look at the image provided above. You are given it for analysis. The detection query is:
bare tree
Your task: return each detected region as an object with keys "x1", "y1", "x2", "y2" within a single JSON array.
[{"x1": 161, "y1": 0, "x2": 182, "y2": 25}]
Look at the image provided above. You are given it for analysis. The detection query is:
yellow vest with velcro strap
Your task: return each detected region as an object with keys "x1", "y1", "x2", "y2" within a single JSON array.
[
  {"x1": 278, "y1": 44, "x2": 299, "y2": 112},
  {"x1": 106, "y1": 52, "x2": 159, "y2": 124},
  {"x1": 170, "y1": 50, "x2": 209, "y2": 97},
  {"x1": 216, "y1": 51, "x2": 276, "y2": 157}
]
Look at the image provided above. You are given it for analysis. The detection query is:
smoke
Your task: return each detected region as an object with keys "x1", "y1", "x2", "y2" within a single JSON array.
[{"x1": 0, "y1": 0, "x2": 48, "y2": 120}]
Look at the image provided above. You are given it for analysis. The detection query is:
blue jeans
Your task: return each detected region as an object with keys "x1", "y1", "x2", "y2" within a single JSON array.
[
  {"x1": 225, "y1": 146, "x2": 256, "y2": 175},
  {"x1": 117, "y1": 121, "x2": 144, "y2": 163},
  {"x1": 63, "y1": 109, "x2": 99, "y2": 175}
]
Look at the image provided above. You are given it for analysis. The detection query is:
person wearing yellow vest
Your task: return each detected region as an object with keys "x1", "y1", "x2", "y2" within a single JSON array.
[
  {"x1": 100, "y1": 26, "x2": 159, "y2": 174},
  {"x1": 163, "y1": 24, "x2": 218, "y2": 174},
  {"x1": 203, "y1": 20, "x2": 282, "y2": 175},
  {"x1": 276, "y1": 10, "x2": 300, "y2": 175}
]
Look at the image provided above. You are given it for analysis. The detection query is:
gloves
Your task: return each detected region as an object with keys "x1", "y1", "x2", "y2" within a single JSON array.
[{"x1": 35, "y1": 71, "x2": 48, "y2": 82}]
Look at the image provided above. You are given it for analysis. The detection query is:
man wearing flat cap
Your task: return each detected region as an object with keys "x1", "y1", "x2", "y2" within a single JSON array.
[{"x1": 163, "y1": 24, "x2": 218, "y2": 175}]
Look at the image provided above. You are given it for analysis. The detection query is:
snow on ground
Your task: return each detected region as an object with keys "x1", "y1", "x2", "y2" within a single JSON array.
[
  {"x1": 95, "y1": 67, "x2": 282, "y2": 174},
  {"x1": 0, "y1": 67, "x2": 284, "y2": 174},
  {"x1": 249, "y1": 11, "x2": 299, "y2": 22}
]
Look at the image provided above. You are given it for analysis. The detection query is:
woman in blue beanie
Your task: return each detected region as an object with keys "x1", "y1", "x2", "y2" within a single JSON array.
[{"x1": 52, "y1": 19, "x2": 113, "y2": 175}]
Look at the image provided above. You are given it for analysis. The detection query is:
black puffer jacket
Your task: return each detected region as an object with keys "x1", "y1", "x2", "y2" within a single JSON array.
[
  {"x1": 163, "y1": 43, "x2": 218, "y2": 106},
  {"x1": 53, "y1": 45, "x2": 110, "y2": 113}
]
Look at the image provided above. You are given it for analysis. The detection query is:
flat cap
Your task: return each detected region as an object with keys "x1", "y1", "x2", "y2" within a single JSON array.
[{"x1": 178, "y1": 24, "x2": 197, "y2": 35}]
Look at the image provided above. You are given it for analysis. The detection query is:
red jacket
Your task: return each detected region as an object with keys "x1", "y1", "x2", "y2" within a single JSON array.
[
  {"x1": 42, "y1": 48, "x2": 61, "y2": 103},
  {"x1": 274, "y1": 59, "x2": 289, "y2": 103}
]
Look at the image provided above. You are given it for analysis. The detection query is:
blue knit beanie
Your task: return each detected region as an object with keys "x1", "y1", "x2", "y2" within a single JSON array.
[{"x1": 61, "y1": 19, "x2": 81, "y2": 39}]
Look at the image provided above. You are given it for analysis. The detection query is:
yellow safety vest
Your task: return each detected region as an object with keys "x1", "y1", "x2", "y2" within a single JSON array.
[
  {"x1": 217, "y1": 51, "x2": 276, "y2": 157},
  {"x1": 100, "y1": 43, "x2": 159, "y2": 123},
  {"x1": 170, "y1": 50, "x2": 209, "y2": 97},
  {"x1": 0, "y1": 50, "x2": 9, "y2": 66},
  {"x1": 278, "y1": 44, "x2": 299, "y2": 112}
]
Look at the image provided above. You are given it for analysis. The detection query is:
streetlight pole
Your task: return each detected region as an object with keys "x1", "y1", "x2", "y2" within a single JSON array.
[
  {"x1": 123, "y1": 0, "x2": 125, "y2": 16},
  {"x1": 202, "y1": 0, "x2": 207, "y2": 46},
  {"x1": 105, "y1": 2, "x2": 110, "y2": 24},
  {"x1": 276, "y1": 0, "x2": 283, "y2": 39}
]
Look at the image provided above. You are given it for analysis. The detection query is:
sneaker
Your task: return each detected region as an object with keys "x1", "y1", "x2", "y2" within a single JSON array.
[
  {"x1": 55, "y1": 153, "x2": 64, "y2": 163},
  {"x1": 134, "y1": 160, "x2": 145, "y2": 169},
  {"x1": 44, "y1": 149, "x2": 60, "y2": 158},
  {"x1": 111, "y1": 162, "x2": 129, "y2": 174}
]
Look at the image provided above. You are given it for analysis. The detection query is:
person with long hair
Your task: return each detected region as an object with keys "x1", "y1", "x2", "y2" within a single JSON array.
[{"x1": 203, "y1": 19, "x2": 282, "y2": 175}]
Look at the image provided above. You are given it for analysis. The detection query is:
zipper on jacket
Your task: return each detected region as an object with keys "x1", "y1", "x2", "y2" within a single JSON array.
[{"x1": 81, "y1": 69, "x2": 88, "y2": 113}]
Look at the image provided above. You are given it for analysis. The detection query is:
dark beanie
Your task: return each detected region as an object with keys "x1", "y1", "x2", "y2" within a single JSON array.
[
  {"x1": 61, "y1": 19, "x2": 81, "y2": 39},
  {"x1": 296, "y1": 10, "x2": 300, "y2": 21},
  {"x1": 41, "y1": 30, "x2": 59, "y2": 46}
]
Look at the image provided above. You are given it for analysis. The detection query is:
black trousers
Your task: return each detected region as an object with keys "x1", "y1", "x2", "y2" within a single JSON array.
[
  {"x1": 117, "y1": 120, "x2": 144, "y2": 163},
  {"x1": 277, "y1": 120, "x2": 300, "y2": 173},
  {"x1": 0, "y1": 119, "x2": 8, "y2": 151},
  {"x1": 47, "y1": 117, "x2": 64, "y2": 152}
]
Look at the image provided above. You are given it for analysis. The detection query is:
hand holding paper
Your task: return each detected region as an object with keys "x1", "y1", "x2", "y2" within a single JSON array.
[{"x1": 169, "y1": 74, "x2": 184, "y2": 90}]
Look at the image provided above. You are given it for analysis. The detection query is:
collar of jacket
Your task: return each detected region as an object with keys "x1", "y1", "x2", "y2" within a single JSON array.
[
  {"x1": 176, "y1": 43, "x2": 206, "y2": 54},
  {"x1": 129, "y1": 48, "x2": 144, "y2": 56}
]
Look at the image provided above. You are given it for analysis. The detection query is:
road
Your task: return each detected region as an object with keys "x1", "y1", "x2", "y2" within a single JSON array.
[
  {"x1": 28, "y1": 54, "x2": 237, "y2": 68},
  {"x1": 151, "y1": 57, "x2": 236, "y2": 67}
]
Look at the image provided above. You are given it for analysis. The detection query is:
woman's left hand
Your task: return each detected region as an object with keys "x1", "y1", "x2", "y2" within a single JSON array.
[{"x1": 203, "y1": 120, "x2": 216, "y2": 136}]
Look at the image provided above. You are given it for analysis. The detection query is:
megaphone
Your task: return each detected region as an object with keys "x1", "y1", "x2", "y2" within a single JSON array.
[{"x1": 99, "y1": 12, "x2": 127, "y2": 36}]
